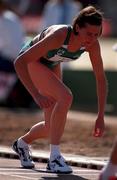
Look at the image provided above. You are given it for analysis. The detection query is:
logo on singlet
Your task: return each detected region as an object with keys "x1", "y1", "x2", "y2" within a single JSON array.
[{"x1": 57, "y1": 49, "x2": 65, "y2": 56}]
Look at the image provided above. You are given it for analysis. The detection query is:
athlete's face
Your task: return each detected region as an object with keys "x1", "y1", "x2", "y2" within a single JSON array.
[{"x1": 78, "y1": 23, "x2": 102, "y2": 47}]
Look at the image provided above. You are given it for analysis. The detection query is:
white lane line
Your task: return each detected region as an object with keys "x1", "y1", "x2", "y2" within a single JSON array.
[
  {"x1": 0, "y1": 168, "x2": 100, "y2": 173},
  {"x1": 74, "y1": 169, "x2": 100, "y2": 172},
  {"x1": 0, "y1": 168, "x2": 100, "y2": 178},
  {"x1": 0, "y1": 173, "x2": 37, "y2": 180},
  {"x1": 73, "y1": 169, "x2": 100, "y2": 174},
  {"x1": 77, "y1": 173, "x2": 98, "y2": 176},
  {"x1": 0, "y1": 172, "x2": 99, "y2": 177},
  {"x1": 0, "y1": 172, "x2": 39, "y2": 175},
  {"x1": 0, "y1": 173, "x2": 99, "y2": 180},
  {"x1": 0, "y1": 168, "x2": 100, "y2": 172},
  {"x1": 0, "y1": 168, "x2": 33, "y2": 171}
]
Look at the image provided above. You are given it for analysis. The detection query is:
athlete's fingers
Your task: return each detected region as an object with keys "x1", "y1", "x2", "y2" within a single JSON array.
[{"x1": 93, "y1": 128, "x2": 103, "y2": 137}]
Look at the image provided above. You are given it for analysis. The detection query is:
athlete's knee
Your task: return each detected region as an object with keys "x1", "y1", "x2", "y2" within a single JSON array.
[
  {"x1": 59, "y1": 89, "x2": 73, "y2": 108},
  {"x1": 65, "y1": 90, "x2": 73, "y2": 104}
]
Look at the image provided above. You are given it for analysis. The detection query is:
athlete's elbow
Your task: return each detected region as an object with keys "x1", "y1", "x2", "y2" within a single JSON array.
[
  {"x1": 14, "y1": 56, "x2": 26, "y2": 73},
  {"x1": 14, "y1": 57, "x2": 21, "y2": 69},
  {"x1": 14, "y1": 56, "x2": 19, "y2": 67}
]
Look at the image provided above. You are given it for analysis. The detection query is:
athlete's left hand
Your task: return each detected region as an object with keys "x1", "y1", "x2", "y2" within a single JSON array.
[{"x1": 93, "y1": 117, "x2": 105, "y2": 137}]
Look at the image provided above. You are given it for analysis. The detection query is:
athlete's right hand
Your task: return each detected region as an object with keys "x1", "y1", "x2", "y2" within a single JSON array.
[
  {"x1": 93, "y1": 117, "x2": 105, "y2": 137},
  {"x1": 34, "y1": 94, "x2": 55, "y2": 109}
]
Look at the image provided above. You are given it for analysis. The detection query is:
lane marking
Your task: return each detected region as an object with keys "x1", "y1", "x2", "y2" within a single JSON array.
[
  {"x1": 74, "y1": 169, "x2": 100, "y2": 172},
  {"x1": 0, "y1": 167, "x2": 100, "y2": 179},
  {"x1": 0, "y1": 173, "x2": 37, "y2": 180},
  {"x1": 0, "y1": 168, "x2": 34, "y2": 171},
  {"x1": 0, "y1": 172, "x2": 99, "y2": 177},
  {"x1": 0, "y1": 168, "x2": 100, "y2": 172}
]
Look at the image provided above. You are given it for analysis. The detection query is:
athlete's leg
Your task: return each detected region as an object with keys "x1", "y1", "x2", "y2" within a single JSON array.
[
  {"x1": 20, "y1": 104, "x2": 56, "y2": 144},
  {"x1": 12, "y1": 104, "x2": 56, "y2": 169},
  {"x1": 12, "y1": 61, "x2": 73, "y2": 171},
  {"x1": 99, "y1": 138, "x2": 117, "y2": 180},
  {"x1": 19, "y1": 64, "x2": 60, "y2": 144},
  {"x1": 27, "y1": 61, "x2": 73, "y2": 145},
  {"x1": 19, "y1": 62, "x2": 71, "y2": 144}
]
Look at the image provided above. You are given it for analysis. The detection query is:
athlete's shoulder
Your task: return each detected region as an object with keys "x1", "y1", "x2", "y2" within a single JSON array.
[{"x1": 47, "y1": 25, "x2": 69, "y2": 37}]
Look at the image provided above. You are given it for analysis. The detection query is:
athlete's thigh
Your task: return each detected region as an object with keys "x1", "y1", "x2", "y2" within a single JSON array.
[{"x1": 29, "y1": 62, "x2": 70, "y2": 99}]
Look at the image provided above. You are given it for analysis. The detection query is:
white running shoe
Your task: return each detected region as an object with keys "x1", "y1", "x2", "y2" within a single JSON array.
[
  {"x1": 46, "y1": 155, "x2": 72, "y2": 174},
  {"x1": 12, "y1": 140, "x2": 35, "y2": 168}
]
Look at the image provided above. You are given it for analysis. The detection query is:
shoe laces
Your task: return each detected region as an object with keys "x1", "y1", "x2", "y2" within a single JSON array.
[
  {"x1": 55, "y1": 155, "x2": 66, "y2": 166},
  {"x1": 21, "y1": 145, "x2": 33, "y2": 161},
  {"x1": 56, "y1": 155, "x2": 65, "y2": 161}
]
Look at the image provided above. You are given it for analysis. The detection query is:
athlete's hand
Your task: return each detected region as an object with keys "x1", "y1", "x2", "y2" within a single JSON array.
[
  {"x1": 34, "y1": 94, "x2": 55, "y2": 109},
  {"x1": 93, "y1": 117, "x2": 105, "y2": 137}
]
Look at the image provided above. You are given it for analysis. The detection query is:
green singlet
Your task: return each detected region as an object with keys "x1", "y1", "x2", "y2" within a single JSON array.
[{"x1": 19, "y1": 25, "x2": 86, "y2": 69}]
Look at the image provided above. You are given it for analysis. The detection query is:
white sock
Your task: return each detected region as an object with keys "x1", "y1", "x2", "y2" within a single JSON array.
[
  {"x1": 18, "y1": 138, "x2": 28, "y2": 147},
  {"x1": 101, "y1": 161, "x2": 117, "y2": 179},
  {"x1": 50, "y1": 144, "x2": 61, "y2": 161}
]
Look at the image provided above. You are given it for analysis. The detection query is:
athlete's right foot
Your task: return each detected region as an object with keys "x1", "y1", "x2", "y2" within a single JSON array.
[
  {"x1": 12, "y1": 140, "x2": 35, "y2": 168},
  {"x1": 46, "y1": 155, "x2": 72, "y2": 174}
]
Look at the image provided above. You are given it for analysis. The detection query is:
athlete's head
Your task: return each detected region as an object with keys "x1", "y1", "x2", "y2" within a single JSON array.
[{"x1": 72, "y1": 6, "x2": 103, "y2": 36}]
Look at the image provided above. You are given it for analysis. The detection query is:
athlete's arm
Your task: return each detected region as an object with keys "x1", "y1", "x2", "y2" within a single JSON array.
[
  {"x1": 88, "y1": 40, "x2": 108, "y2": 137},
  {"x1": 16, "y1": 26, "x2": 67, "y2": 64}
]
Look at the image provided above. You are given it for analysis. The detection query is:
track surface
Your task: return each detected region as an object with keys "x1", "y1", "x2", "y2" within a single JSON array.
[{"x1": 0, "y1": 157, "x2": 101, "y2": 180}]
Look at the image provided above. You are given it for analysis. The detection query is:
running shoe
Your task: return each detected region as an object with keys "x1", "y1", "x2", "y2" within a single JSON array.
[
  {"x1": 46, "y1": 155, "x2": 72, "y2": 173},
  {"x1": 12, "y1": 140, "x2": 35, "y2": 168}
]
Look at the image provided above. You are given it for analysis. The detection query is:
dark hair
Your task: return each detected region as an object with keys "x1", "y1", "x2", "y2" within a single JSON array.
[{"x1": 72, "y1": 6, "x2": 103, "y2": 35}]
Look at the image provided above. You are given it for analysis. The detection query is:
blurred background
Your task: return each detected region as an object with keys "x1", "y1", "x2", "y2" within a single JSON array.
[{"x1": 0, "y1": 0, "x2": 117, "y2": 115}]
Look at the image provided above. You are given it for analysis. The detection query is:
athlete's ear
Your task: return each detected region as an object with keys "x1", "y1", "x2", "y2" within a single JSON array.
[
  {"x1": 75, "y1": 24, "x2": 79, "y2": 35},
  {"x1": 75, "y1": 24, "x2": 79, "y2": 31}
]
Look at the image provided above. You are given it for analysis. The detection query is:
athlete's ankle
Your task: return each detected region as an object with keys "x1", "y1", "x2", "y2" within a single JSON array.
[
  {"x1": 50, "y1": 144, "x2": 61, "y2": 161},
  {"x1": 18, "y1": 138, "x2": 28, "y2": 147}
]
